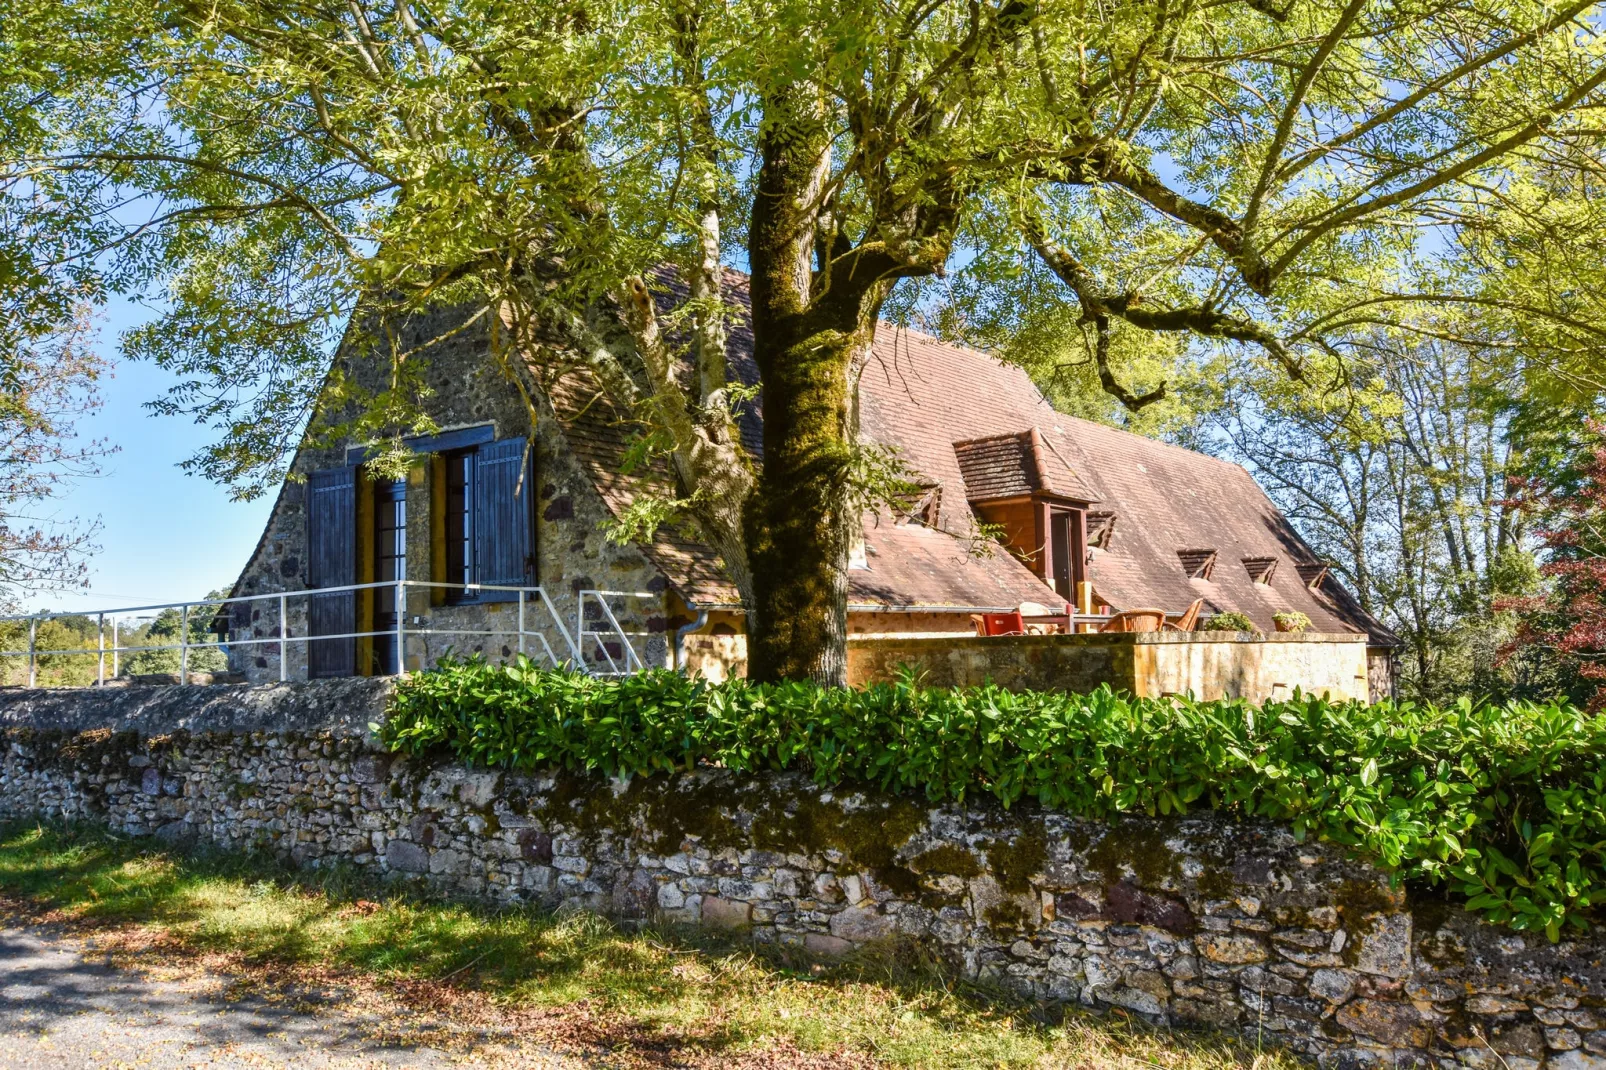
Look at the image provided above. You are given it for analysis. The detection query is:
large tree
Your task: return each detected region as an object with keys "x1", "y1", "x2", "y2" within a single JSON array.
[{"x1": 5, "y1": 0, "x2": 1605, "y2": 681}]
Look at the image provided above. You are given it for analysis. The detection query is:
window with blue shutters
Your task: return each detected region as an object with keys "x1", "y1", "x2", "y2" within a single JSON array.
[
  {"x1": 306, "y1": 465, "x2": 358, "y2": 677},
  {"x1": 443, "y1": 436, "x2": 535, "y2": 602}
]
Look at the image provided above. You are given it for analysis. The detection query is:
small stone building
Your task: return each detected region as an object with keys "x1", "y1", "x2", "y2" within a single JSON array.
[{"x1": 221, "y1": 273, "x2": 1398, "y2": 697}]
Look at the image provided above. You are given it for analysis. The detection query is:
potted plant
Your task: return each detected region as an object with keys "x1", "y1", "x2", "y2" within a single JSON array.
[
  {"x1": 1272, "y1": 611, "x2": 1311, "y2": 633},
  {"x1": 1200, "y1": 611, "x2": 1260, "y2": 635}
]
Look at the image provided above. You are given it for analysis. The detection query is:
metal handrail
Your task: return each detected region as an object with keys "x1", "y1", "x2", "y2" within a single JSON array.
[
  {"x1": 575, "y1": 589, "x2": 655, "y2": 674},
  {"x1": 0, "y1": 580, "x2": 647, "y2": 687}
]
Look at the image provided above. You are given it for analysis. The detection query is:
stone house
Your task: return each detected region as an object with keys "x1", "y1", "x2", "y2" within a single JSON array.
[{"x1": 220, "y1": 273, "x2": 1398, "y2": 697}]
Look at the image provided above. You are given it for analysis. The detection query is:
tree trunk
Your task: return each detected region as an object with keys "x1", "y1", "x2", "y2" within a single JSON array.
[
  {"x1": 742, "y1": 310, "x2": 871, "y2": 685},
  {"x1": 741, "y1": 83, "x2": 882, "y2": 685}
]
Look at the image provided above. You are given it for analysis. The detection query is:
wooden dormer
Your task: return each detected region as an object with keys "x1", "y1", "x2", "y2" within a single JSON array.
[{"x1": 952, "y1": 428, "x2": 1097, "y2": 602}]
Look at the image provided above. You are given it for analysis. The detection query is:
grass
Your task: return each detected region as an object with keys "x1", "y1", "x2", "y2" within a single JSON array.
[{"x1": 0, "y1": 821, "x2": 1301, "y2": 1070}]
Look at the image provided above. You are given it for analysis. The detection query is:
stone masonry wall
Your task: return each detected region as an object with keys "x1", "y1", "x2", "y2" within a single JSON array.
[
  {"x1": 225, "y1": 304, "x2": 672, "y2": 685},
  {"x1": 847, "y1": 632, "x2": 1373, "y2": 704},
  {"x1": 1, "y1": 682, "x2": 1602, "y2": 1070}
]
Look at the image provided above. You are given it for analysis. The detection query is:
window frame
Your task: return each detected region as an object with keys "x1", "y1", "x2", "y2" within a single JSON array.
[
  {"x1": 442, "y1": 447, "x2": 479, "y2": 604},
  {"x1": 346, "y1": 426, "x2": 533, "y2": 606}
]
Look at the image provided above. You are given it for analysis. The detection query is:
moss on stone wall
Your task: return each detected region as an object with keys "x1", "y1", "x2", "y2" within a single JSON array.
[{"x1": 4, "y1": 692, "x2": 1606, "y2": 1069}]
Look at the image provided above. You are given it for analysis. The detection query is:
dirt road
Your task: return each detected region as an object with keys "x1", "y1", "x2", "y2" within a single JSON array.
[{"x1": 0, "y1": 926, "x2": 571, "y2": 1069}]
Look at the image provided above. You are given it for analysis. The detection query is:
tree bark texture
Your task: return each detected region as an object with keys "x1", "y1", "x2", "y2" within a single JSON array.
[
  {"x1": 743, "y1": 314, "x2": 876, "y2": 686},
  {"x1": 742, "y1": 86, "x2": 885, "y2": 686}
]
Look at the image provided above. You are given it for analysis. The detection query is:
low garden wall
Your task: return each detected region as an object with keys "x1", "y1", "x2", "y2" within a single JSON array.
[
  {"x1": 0, "y1": 681, "x2": 1601, "y2": 1070},
  {"x1": 847, "y1": 632, "x2": 1374, "y2": 704}
]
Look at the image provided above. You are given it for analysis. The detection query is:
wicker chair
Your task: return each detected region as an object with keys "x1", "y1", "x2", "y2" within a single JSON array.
[
  {"x1": 1165, "y1": 598, "x2": 1206, "y2": 632},
  {"x1": 1098, "y1": 608, "x2": 1168, "y2": 633}
]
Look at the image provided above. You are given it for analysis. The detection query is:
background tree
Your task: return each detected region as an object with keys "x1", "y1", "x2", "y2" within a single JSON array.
[
  {"x1": 118, "y1": 595, "x2": 229, "y2": 678},
  {"x1": 0, "y1": 614, "x2": 103, "y2": 686},
  {"x1": 0, "y1": 307, "x2": 110, "y2": 611},
  {"x1": 1203, "y1": 330, "x2": 1552, "y2": 701},
  {"x1": 1502, "y1": 428, "x2": 1606, "y2": 709},
  {"x1": 6, "y1": 0, "x2": 1606, "y2": 682}
]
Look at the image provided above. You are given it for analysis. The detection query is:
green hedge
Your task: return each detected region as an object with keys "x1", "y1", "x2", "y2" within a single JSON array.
[{"x1": 383, "y1": 657, "x2": 1606, "y2": 939}]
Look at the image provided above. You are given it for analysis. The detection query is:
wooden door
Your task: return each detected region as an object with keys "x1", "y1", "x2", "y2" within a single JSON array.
[{"x1": 1050, "y1": 511, "x2": 1072, "y2": 600}]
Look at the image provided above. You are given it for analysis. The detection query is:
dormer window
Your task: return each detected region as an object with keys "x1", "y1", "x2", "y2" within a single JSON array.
[
  {"x1": 1295, "y1": 562, "x2": 1330, "y2": 590},
  {"x1": 1178, "y1": 549, "x2": 1217, "y2": 580},
  {"x1": 1087, "y1": 511, "x2": 1116, "y2": 551},
  {"x1": 1243, "y1": 556, "x2": 1278, "y2": 585},
  {"x1": 896, "y1": 484, "x2": 942, "y2": 528}
]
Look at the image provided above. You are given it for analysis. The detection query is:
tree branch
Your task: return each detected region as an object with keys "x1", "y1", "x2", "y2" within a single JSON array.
[
  {"x1": 1242, "y1": 0, "x2": 1368, "y2": 238},
  {"x1": 1272, "y1": 64, "x2": 1606, "y2": 276},
  {"x1": 1021, "y1": 205, "x2": 1303, "y2": 385}
]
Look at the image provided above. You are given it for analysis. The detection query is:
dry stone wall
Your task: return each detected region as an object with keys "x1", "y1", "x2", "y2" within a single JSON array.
[{"x1": 0, "y1": 682, "x2": 1602, "y2": 1070}]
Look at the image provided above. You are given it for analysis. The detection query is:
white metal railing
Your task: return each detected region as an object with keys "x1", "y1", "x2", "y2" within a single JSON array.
[
  {"x1": 0, "y1": 581, "x2": 649, "y2": 687},
  {"x1": 576, "y1": 589, "x2": 655, "y2": 674}
]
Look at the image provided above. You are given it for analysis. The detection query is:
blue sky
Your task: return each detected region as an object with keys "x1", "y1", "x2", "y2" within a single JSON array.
[{"x1": 25, "y1": 297, "x2": 275, "y2": 615}]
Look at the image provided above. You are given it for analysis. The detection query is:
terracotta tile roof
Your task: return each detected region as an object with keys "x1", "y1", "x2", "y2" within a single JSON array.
[
  {"x1": 857, "y1": 325, "x2": 1098, "y2": 529},
  {"x1": 1040, "y1": 415, "x2": 1398, "y2": 645},
  {"x1": 537, "y1": 270, "x2": 1399, "y2": 644},
  {"x1": 854, "y1": 515, "x2": 1066, "y2": 610},
  {"x1": 544, "y1": 367, "x2": 743, "y2": 608},
  {"x1": 952, "y1": 429, "x2": 1094, "y2": 503}
]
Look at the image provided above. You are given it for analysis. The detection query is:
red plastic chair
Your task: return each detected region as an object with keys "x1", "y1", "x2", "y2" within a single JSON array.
[{"x1": 977, "y1": 611, "x2": 1026, "y2": 636}]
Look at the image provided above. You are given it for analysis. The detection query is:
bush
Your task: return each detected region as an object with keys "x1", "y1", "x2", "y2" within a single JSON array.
[
  {"x1": 1272, "y1": 611, "x2": 1311, "y2": 633},
  {"x1": 384, "y1": 658, "x2": 1606, "y2": 939},
  {"x1": 1201, "y1": 611, "x2": 1260, "y2": 633}
]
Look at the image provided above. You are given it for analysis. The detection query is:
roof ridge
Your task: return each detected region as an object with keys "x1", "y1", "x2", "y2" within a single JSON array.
[
  {"x1": 687, "y1": 267, "x2": 1245, "y2": 475},
  {"x1": 1026, "y1": 427, "x2": 1053, "y2": 493},
  {"x1": 1043, "y1": 410, "x2": 1248, "y2": 473}
]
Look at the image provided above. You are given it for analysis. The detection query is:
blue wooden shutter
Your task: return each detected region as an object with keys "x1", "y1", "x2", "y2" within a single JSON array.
[
  {"x1": 306, "y1": 465, "x2": 357, "y2": 677},
  {"x1": 474, "y1": 437, "x2": 534, "y2": 591}
]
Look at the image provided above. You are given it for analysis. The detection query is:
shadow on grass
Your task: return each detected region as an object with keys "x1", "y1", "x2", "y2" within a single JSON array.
[{"x1": 0, "y1": 820, "x2": 1295, "y2": 1070}]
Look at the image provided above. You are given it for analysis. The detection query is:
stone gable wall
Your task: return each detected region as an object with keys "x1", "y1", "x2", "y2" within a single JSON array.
[
  {"x1": 225, "y1": 305, "x2": 672, "y2": 684},
  {"x1": 0, "y1": 682, "x2": 1601, "y2": 1070}
]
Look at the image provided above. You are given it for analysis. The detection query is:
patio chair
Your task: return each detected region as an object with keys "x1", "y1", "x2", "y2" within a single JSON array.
[
  {"x1": 1098, "y1": 608, "x2": 1168, "y2": 633},
  {"x1": 1165, "y1": 598, "x2": 1206, "y2": 632},
  {"x1": 974, "y1": 611, "x2": 1026, "y2": 636},
  {"x1": 1018, "y1": 601, "x2": 1067, "y2": 634}
]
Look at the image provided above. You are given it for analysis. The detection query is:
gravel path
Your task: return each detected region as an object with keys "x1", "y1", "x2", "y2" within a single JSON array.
[{"x1": 0, "y1": 926, "x2": 573, "y2": 1069}]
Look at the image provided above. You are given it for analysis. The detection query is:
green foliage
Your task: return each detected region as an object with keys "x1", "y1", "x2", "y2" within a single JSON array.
[
  {"x1": 386, "y1": 659, "x2": 1606, "y2": 940},
  {"x1": 0, "y1": 615, "x2": 106, "y2": 686},
  {"x1": 10, "y1": 0, "x2": 1606, "y2": 498},
  {"x1": 0, "y1": 591, "x2": 234, "y2": 686},
  {"x1": 118, "y1": 605, "x2": 229, "y2": 677},
  {"x1": 1200, "y1": 612, "x2": 1259, "y2": 634}
]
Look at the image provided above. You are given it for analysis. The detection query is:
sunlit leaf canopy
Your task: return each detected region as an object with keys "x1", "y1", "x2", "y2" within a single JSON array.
[
  {"x1": 919, "y1": 0, "x2": 1606, "y2": 421},
  {"x1": 4, "y1": 0, "x2": 1605, "y2": 497}
]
